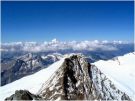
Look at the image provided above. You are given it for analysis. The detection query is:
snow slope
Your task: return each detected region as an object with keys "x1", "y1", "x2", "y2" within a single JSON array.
[
  {"x1": 0, "y1": 58, "x2": 65, "y2": 101},
  {"x1": 93, "y1": 52, "x2": 135, "y2": 100}
]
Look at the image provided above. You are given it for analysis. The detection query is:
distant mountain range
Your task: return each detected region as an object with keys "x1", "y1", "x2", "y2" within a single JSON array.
[{"x1": 1, "y1": 53, "x2": 63, "y2": 86}]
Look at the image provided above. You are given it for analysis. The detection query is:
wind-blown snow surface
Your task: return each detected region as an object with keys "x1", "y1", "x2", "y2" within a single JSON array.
[
  {"x1": 94, "y1": 52, "x2": 135, "y2": 100},
  {"x1": 0, "y1": 58, "x2": 65, "y2": 101}
]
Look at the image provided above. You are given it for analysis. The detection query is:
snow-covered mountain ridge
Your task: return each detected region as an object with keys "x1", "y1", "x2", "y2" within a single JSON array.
[
  {"x1": 38, "y1": 54, "x2": 131, "y2": 100},
  {"x1": 1, "y1": 52, "x2": 134, "y2": 100},
  {"x1": 94, "y1": 52, "x2": 135, "y2": 100}
]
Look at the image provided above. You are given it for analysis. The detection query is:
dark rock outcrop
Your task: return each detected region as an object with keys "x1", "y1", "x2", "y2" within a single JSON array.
[{"x1": 5, "y1": 90, "x2": 42, "y2": 101}]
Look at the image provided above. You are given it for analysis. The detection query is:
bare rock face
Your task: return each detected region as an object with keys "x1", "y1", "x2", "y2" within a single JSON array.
[
  {"x1": 38, "y1": 55, "x2": 131, "y2": 100},
  {"x1": 5, "y1": 90, "x2": 42, "y2": 101}
]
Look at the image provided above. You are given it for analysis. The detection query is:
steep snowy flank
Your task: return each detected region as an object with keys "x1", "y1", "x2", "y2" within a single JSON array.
[
  {"x1": 0, "y1": 58, "x2": 65, "y2": 101},
  {"x1": 94, "y1": 52, "x2": 135, "y2": 100}
]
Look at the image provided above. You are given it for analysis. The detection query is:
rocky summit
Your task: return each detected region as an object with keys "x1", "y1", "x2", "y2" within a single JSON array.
[{"x1": 38, "y1": 55, "x2": 131, "y2": 100}]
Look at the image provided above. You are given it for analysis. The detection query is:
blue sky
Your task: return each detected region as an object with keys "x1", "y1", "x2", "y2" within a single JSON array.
[{"x1": 1, "y1": 1, "x2": 134, "y2": 42}]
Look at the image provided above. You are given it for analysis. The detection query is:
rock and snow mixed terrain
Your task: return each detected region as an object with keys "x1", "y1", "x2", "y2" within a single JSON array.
[
  {"x1": 0, "y1": 52, "x2": 134, "y2": 100},
  {"x1": 1, "y1": 53, "x2": 63, "y2": 86},
  {"x1": 94, "y1": 52, "x2": 135, "y2": 100},
  {"x1": 38, "y1": 54, "x2": 131, "y2": 100},
  {"x1": 0, "y1": 58, "x2": 65, "y2": 100}
]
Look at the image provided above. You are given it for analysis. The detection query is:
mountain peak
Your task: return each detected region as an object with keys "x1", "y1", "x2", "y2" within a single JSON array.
[
  {"x1": 38, "y1": 54, "x2": 94, "y2": 100},
  {"x1": 37, "y1": 54, "x2": 131, "y2": 100}
]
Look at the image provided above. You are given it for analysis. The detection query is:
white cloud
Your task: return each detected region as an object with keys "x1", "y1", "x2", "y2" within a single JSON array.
[{"x1": 1, "y1": 39, "x2": 133, "y2": 52}]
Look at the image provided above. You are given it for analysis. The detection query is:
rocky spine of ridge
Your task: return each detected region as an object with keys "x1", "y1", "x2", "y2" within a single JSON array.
[
  {"x1": 38, "y1": 55, "x2": 131, "y2": 100},
  {"x1": 4, "y1": 54, "x2": 132, "y2": 100}
]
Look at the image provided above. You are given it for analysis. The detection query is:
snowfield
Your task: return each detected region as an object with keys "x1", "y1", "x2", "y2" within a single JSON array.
[
  {"x1": 94, "y1": 52, "x2": 135, "y2": 100},
  {"x1": 0, "y1": 58, "x2": 65, "y2": 100}
]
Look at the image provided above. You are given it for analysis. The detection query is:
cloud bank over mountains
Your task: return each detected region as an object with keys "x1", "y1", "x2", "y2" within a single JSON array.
[{"x1": 1, "y1": 39, "x2": 133, "y2": 52}]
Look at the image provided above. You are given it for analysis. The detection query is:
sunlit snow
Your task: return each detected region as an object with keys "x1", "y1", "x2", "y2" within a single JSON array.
[{"x1": 94, "y1": 52, "x2": 135, "y2": 100}]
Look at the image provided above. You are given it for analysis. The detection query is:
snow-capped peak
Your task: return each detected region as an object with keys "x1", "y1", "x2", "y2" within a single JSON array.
[{"x1": 37, "y1": 54, "x2": 132, "y2": 100}]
